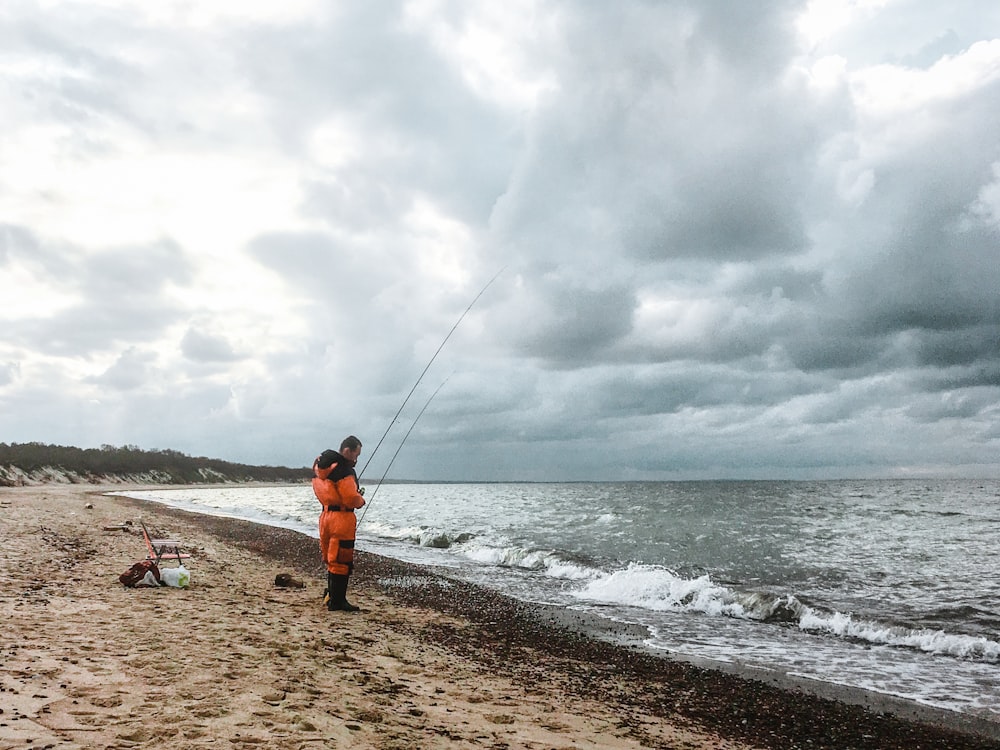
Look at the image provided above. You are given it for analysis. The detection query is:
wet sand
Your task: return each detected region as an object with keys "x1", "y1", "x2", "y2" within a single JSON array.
[{"x1": 2, "y1": 484, "x2": 997, "y2": 749}]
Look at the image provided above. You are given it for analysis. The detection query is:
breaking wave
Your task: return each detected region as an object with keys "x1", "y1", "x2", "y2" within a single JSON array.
[
  {"x1": 573, "y1": 563, "x2": 1000, "y2": 662},
  {"x1": 365, "y1": 521, "x2": 603, "y2": 580},
  {"x1": 362, "y1": 521, "x2": 475, "y2": 549}
]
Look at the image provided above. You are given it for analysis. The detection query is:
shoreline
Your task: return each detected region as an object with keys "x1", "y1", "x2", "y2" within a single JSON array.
[
  {"x1": 116, "y1": 488, "x2": 1000, "y2": 746},
  {"x1": 526, "y1": 604, "x2": 1000, "y2": 736},
  {"x1": 110, "y1": 484, "x2": 1000, "y2": 739},
  {"x1": 3, "y1": 484, "x2": 998, "y2": 749}
]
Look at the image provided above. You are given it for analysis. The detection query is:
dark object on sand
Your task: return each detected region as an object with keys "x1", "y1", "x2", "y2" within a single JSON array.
[
  {"x1": 119, "y1": 559, "x2": 160, "y2": 588},
  {"x1": 274, "y1": 573, "x2": 305, "y2": 588}
]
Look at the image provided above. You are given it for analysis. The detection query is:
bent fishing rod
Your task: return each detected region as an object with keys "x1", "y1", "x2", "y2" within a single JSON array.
[
  {"x1": 356, "y1": 266, "x2": 504, "y2": 483},
  {"x1": 357, "y1": 375, "x2": 449, "y2": 527}
]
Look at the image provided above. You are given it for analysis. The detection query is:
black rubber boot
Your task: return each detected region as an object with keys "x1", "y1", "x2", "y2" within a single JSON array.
[
  {"x1": 340, "y1": 575, "x2": 360, "y2": 612},
  {"x1": 329, "y1": 574, "x2": 359, "y2": 612},
  {"x1": 325, "y1": 572, "x2": 336, "y2": 611}
]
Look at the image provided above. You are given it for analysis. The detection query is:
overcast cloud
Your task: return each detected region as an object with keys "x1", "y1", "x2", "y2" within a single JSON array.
[{"x1": 2, "y1": 0, "x2": 999, "y2": 480}]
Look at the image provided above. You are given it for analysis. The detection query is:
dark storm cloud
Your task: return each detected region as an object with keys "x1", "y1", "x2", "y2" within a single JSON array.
[
  {"x1": 491, "y1": 2, "x2": 1000, "y2": 392},
  {"x1": 625, "y1": 162, "x2": 811, "y2": 261},
  {"x1": 781, "y1": 327, "x2": 891, "y2": 374},
  {"x1": 911, "y1": 355, "x2": 1000, "y2": 391},
  {"x1": 841, "y1": 218, "x2": 1000, "y2": 337},
  {"x1": 591, "y1": 364, "x2": 824, "y2": 418},
  {"x1": 505, "y1": 282, "x2": 636, "y2": 366},
  {"x1": 815, "y1": 76, "x2": 1000, "y2": 379},
  {"x1": 493, "y1": 1, "x2": 840, "y2": 270}
]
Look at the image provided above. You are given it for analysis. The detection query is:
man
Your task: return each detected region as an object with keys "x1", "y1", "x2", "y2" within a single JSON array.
[{"x1": 312, "y1": 436, "x2": 366, "y2": 611}]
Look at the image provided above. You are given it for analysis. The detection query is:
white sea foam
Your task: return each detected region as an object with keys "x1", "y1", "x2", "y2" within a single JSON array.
[
  {"x1": 361, "y1": 520, "x2": 608, "y2": 582},
  {"x1": 543, "y1": 557, "x2": 599, "y2": 580},
  {"x1": 798, "y1": 609, "x2": 1000, "y2": 661},
  {"x1": 360, "y1": 521, "x2": 456, "y2": 548},
  {"x1": 574, "y1": 563, "x2": 1000, "y2": 662},
  {"x1": 456, "y1": 540, "x2": 599, "y2": 580},
  {"x1": 574, "y1": 563, "x2": 737, "y2": 614}
]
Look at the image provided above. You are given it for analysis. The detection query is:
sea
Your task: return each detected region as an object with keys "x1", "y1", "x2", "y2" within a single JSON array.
[{"x1": 110, "y1": 479, "x2": 1000, "y2": 721}]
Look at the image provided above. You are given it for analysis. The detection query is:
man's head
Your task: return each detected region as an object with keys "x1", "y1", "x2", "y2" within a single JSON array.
[{"x1": 340, "y1": 435, "x2": 363, "y2": 463}]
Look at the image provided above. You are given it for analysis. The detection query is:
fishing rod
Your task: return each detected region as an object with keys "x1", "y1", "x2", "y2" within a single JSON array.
[
  {"x1": 357, "y1": 375, "x2": 449, "y2": 527},
  {"x1": 356, "y1": 266, "x2": 504, "y2": 482}
]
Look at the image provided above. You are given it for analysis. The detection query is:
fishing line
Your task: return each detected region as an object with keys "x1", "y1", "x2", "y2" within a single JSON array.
[
  {"x1": 357, "y1": 375, "x2": 449, "y2": 527},
  {"x1": 356, "y1": 266, "x2": 505, "y2": 481}
]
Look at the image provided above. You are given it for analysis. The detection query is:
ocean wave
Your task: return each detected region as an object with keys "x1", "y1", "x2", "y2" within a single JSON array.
[
  {"x1": 797, "y1": 610, "x2": 1000, "y2": 660},
  {"x1": 458, "y1": 541, "x2": 601, "y2": 580},
  {"x1": 573, "y1": 563, "x2": 749, "y2": 617},
  {"x1": 364, "y1": 520, "x2": 602, "y2": 580},
  {"x1": 362, "y1": 521, "x2": 474, "y2": 549},
  {"x1": 925, "y1": 603, "x2": 1000, "y2": 630},
  {"x1": 572, "y1": 563, "x2": 1000, "y2": 662}
]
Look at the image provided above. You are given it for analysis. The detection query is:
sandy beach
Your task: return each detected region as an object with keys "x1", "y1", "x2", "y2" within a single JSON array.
[{"x1": 2, "y1": 485, "x2": 998, "y2": 750}]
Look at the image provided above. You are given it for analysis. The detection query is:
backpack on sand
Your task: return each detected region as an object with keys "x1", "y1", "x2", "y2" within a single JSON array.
[{"x1": 119, "y1": 559, "x2": 161, "y2": 588}]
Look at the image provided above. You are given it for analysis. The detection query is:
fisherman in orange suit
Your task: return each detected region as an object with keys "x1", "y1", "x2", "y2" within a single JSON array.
[{"x1": 313, "y1": 436, "x2": 366, "y2": 611}]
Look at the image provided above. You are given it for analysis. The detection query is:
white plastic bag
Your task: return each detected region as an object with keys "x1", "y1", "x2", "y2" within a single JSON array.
[
  {"x1": 139, "y1": 570, "x2": 160, "y2": 588},
  {"x1": 160, "y1": 565, "x2": 190, "y2": 588}
]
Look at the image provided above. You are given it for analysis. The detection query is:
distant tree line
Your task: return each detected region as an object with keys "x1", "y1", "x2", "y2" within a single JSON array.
[{"x1": 0, "y1": 442, "x2": 311, "y2": 485}]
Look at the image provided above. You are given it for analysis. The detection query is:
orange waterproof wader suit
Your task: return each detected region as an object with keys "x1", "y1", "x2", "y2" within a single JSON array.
[{"x1": 313, "y1": 451, "x2": 365, "y2": 611}]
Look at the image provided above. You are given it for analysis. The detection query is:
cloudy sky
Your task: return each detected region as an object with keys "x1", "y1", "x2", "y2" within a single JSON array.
[{"x1": 2, "y1": 1, "x2": 999, "y2": 481}]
